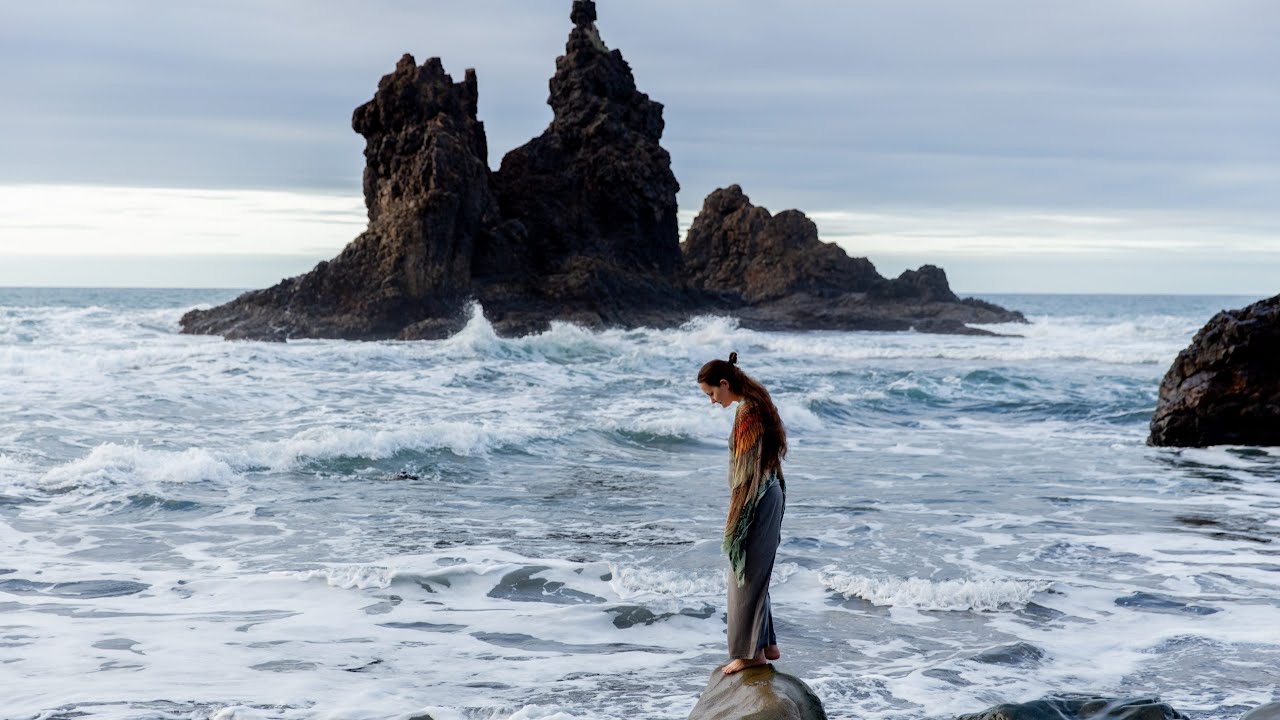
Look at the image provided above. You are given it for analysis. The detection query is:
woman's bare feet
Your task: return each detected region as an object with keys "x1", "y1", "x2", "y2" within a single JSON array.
[
  {"x1": 764, "y1": 644, "x2": 781, "y2": 661},
  {"x1": 723, "y1": 650, "x2": 769, "y2": 674}
]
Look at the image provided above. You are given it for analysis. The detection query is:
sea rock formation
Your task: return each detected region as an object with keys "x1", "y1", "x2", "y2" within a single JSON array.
[
  {"x1": 182, "y1": 0, "x2": 693, "y2": 340},
  {"x1": 683, "y1": 185, "x2": 882, "y2": 303},
  {"x1": 181, "y1": 55, "x2": 512, "y2": 341},
  {"x1": 180, "y1": 0, "x2": 1025, "y2": 342},
  {"x1": 956, "y1": 696, "x2": 1187, "y2": 720},
  {"x1": 687, "y1": 664, "x2": 827, "y2": 720},
  {"x1": 478, "y1": 0, "x2": 693, "y2": 334},
  {"x1": 1148, "y1": 294, "x2": 1280, "y2": 447},
  {"x1": 683, "y1": 186, "x2": 1024, "y2": 334}
]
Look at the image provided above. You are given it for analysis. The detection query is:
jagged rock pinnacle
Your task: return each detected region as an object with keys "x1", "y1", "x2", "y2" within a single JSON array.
[{"x1": 570, "y1": 0, "x2": 597, "y2": 27}]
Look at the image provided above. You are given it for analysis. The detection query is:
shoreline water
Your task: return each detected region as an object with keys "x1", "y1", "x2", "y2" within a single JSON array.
[{"x1": 1, "y1": 290, "x2": 1277, "y2": 719}]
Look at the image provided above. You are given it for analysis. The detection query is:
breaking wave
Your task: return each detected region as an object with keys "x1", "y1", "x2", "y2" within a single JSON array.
[{"x1": 820, "y1": 571, "x2": 1051, "y2": 611}]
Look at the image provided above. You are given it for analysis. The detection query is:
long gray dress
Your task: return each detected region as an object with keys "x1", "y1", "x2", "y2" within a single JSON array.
[{"x1": 726, "y1": 478, "x2": 785, "y2": 659}]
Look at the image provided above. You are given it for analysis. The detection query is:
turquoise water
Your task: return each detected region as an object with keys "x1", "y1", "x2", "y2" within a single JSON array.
[{"x1": 0, "y1": 290, "x2": 1276, "y2": 720}]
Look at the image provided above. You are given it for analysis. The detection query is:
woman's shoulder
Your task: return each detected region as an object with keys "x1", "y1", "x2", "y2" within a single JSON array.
[{"x1": 733, "y1": 400, "x2": 763, "y2": 444}]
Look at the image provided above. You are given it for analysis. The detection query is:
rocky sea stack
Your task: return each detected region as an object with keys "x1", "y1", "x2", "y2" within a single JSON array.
[
  {"x1": 1149, "y1": 293, "x2": 1280, "y2": 447},
  {"x1": 181, "y1": 0, "x2": 1024, "y2": 341}
]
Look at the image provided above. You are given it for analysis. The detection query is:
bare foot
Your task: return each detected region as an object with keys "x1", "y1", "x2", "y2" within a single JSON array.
[
  {"x1": 723, "y1": 652, "x2": 769, "y2": 675},
  {"x1": 764, "y1": 644, "x2": 781, "y2": 661}
]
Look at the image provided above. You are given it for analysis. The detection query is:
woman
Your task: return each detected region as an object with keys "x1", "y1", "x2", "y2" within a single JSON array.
[{"x1": 697, "y1": 351, "x2": 787, "y2": 674}]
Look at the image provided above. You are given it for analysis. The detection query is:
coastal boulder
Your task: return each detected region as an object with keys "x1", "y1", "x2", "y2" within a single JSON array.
[
  {"x1": 181, "y1": 55, "x2": 513, "y2": 340},
  {"x1": 1148, "y1": 294, "x2": 1280, "y2": 447},
  {"x1": 687, "y1": 664, "x2": 827, "y2": 720},
  {"x1": 957, "y1": 696, "x2": 1187, "y2": 720}
]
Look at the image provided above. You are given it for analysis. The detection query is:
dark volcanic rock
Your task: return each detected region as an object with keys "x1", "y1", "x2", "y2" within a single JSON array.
[
  {"x1": 870, "y1": 264, "x2": 959, "y2": 303},
  {"x1": 687, "y1": 664, "x2": 827, "y2": 720},
  {"x1": 957, "y1": 696, "x2": 1187, "y2": 720},
  {"x1": 181, "y1": 1, "x2": 1026, "y2": 342},
  {"x1": 182, "y1": 55, "x2": 513, "y2": 340},
  {"x1": 1148, "y1": 294, "x2": 1280, "y2": 447},
  {"x1": 683, "y1": 185, "x2": 882, "y2": 303},
  {"x1": 181, "y1": 0, "x2": 693, "y2": 341},
  {"x1": 683, "y1": 185, "x2": 1025, "y2": 334},
  {"x1": 487, "y1": 0, "x2": 690, "y2": 330}
]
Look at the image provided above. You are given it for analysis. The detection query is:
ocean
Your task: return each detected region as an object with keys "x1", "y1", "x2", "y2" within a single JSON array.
[{"x1": 1, "y1": 289, "x2": 1277, "y2": 720}]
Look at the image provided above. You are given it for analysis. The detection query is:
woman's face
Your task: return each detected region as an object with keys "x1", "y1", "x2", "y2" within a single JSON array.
[{"x1": 699, "y1": 379, "x2": 736, "y2": 408}]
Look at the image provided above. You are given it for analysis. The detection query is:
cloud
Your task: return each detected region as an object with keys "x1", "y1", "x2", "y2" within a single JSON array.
[
  {"x1": 0, "y1": 185, "x2": 363, "y2": 256},
  {"x1": 0, "y1": 1, "x2": 1276, "y2": 292}
]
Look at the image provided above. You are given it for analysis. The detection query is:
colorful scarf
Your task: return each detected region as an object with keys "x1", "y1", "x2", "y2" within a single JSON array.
[{"x1": 722, "y1": 399, "x2": 777, "y2": 586}]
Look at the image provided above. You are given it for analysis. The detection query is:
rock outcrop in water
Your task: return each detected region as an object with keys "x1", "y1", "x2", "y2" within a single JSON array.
[
  {"x1": 488, "y1": 0, "x2": 689, "y2": 333},
  {"x1": 957, "y1": 697, "x2": 1187, "y2": 720},
  {"x1": 683, "y1": 185, "x2": 1024, "y2": 334},
  {"x1": 180, "y1": 54, "x2": 514, "y2": 340},
  {"x1": 687, "y1": 664, "x2": 827, "y2": 720},
  {"x1": 1148, "y1": 293, "x2": 1280, "y2": 447},
  {"x1": 180, "y1": 0, "x2": 1024, "y2": 341}
]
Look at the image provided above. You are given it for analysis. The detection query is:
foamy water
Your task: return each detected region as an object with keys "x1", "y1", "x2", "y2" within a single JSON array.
[{"x1": 1, "y1": 289, "x2": 1277, "y2": 719}]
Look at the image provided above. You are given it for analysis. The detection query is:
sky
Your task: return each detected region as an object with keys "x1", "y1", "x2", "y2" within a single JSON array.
[{"x1": 1, "y1": 0, "x2": 1277, "y2": 293}]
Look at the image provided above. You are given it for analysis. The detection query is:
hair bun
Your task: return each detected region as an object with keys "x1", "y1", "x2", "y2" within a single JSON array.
[{"x1": 728, "y1": 351, "x2": 738, "y2": 365}]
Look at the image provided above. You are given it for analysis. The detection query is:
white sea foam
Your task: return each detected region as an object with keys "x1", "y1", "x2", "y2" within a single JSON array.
[
  {"x1": 210, "y1": 707, "x2": 271, "y2": 720},
  {"x1": 229, "y1": 421, "x2": 551, "y2": 470},
  {"x1": 282, "y1": 564, "x2": 396, "y2": 590},
  {"x1": 820, "y1": 571, "x2": 1050, "y2": 611},
  {"x1": 4, "y1": 291, "x2": 1278, "y2": 720},
  {"x1": 39, "y1": 442, "x2": 236, "y2": 490},
  {"x1": 609, "y1": 564, "x2": 725, "y2": 601}
]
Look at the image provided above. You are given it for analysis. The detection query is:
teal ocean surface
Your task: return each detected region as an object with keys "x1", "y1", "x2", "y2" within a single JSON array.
[{"x1": 0, "y1": 289, "x2": 1276, "y2": 719}]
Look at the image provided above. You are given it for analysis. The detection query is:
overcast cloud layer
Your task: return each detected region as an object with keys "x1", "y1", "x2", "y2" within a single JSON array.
[{"x1": 1, "y1": 1, "x2": 1277, "y2": 292}]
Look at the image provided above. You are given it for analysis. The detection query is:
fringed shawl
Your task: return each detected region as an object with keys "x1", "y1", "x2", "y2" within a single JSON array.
[{"x1": 723, "y1": 399, "x2": 778, "y2": 586}]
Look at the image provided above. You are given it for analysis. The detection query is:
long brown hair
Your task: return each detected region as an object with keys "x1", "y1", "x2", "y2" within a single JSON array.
[{"x1": 698, "y1": 351, "x2": 788, "y2": 481}]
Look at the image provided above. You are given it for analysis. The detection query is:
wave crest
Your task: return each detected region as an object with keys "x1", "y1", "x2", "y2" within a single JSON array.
[
  {"x1": 820, "y1": 570, "x2": 1049, "y2": 611},
  {"x1": 40, "y1": 443, "x2": 235, "y2": 491}
]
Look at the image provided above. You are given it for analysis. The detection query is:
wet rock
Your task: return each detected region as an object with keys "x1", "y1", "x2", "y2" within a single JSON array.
[
  {"x1": 922, "y1": 668, "x2": 974, "y2": 686},
  {"x1": 688, "y1": 664, "x2": 827, "y2": 720},
  {"x1": 957, "y1": 696, "x2": 1187, "y2": 720},
  {"x1": 1242, "y1": 702, "x2": 1280, "y2": 720},
  {"x1": 969, "y1": 641, "x2": 1045, "y2": 666},
  {"x1": 1149, "y1": 294, "x2": 1280, "y2": 447}
]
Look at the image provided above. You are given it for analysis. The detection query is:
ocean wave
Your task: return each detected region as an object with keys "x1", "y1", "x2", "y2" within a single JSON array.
[
  {"x1": 820, "y1": 570, "x2": 1050, "y2": 611},
  {"x1": 39, "y1": 443, "x2": 236, "y2": 491},
  {"x1": 229, "y1": 421, "x2": 554, "y2": 470},
  {"x1": 0, "y1": 452, "x2": 35, "y2": 477},
  {"x1": 210, "y1": 706, "x2": 272, "y2": 720},
  {"x1": 281, "y1": 565, "x2": 396, "y2": 590},
  {"x1": 608, "y1": 564, "x2": 725, "y2": 601},
  {"x1": 440, "y1": 304, "x2": 626, "y2": 364},
  {"x1": 417, "y1": 705, "x2": 592, "y2": 720}
]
